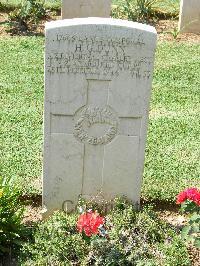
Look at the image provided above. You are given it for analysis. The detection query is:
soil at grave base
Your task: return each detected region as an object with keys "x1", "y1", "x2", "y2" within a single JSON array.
[
  {"x1": 155, "y1": 19, "x2": 200, "y2": 43},
  {"x1": 20, "y1": 195, "x2": 200, "y2": 265},
  {"x1": 0, "y1": 11, "x2": 200, "y2": 43}
]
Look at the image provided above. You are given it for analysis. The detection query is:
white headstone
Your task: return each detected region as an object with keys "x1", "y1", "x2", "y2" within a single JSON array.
[
  {"x1": 43, "y1": 18, "x2": 157, "y2": 216},
  {"x1": 179, "y1": 0, "x2": 200, "y2": 33},
  {"x1": 62, "y1": 0, "x2": 111, "y2": 19}
]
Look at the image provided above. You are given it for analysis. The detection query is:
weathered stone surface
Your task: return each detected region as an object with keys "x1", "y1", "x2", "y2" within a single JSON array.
[
  {"x1": 43, "y1": 18, "x2": 157, "y2": 216},
  {"x1": 179, "y1": 0, "x2": 200, "y2": 33},
  {"x1": 62, "y1": 0, "x2": 111, "y2": 19}
]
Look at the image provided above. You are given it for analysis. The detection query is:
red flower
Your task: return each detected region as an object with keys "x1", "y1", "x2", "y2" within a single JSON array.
[
  {"x1": 176, "y1": 187, "x2": 200, "y2": 206},
  {"x1": 176, "y1": 190, "x2": 187, "y2": 204},
  {"x1": 77, "y1": 211, "x2": 105, "y2": 237},
  {"x1": 186, "y1": 188, "x2": 199, "y2": 202}
]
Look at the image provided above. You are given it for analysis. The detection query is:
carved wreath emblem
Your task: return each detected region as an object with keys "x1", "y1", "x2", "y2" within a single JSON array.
[{"x1": 74, "y1": 106, "x2": 118, "y2": 145}]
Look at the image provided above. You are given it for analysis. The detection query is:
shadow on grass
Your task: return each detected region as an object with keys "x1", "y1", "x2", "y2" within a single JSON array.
[
  {"x1": 5, "y1": 21, "x2": 45, "y2": 37},
  {"x1": 0, "y1": 253, "x2": 17, "y2": 266}
]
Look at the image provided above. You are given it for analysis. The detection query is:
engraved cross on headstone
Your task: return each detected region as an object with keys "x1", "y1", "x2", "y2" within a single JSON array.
[
  {"x1": 50, "y1": 79, "x2": 140, "y2": 200},
  {"x1": 74, "y1": 79, "x2": 115, "y2": 197}
]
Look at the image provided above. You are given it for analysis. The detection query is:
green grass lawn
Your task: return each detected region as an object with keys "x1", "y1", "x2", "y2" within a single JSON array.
[
  {"x1": 143, "y1": 43, "x2": 200, "y2": 201},
  {"x1": 0, "y1": 37, "x2": 44, "y2": 194},
  {"x1": 0, "y1": 36, "x2": 199, "y2": 201},
  {"x1": 0, "y1": 0, "x2": 61, "y2": 10}
]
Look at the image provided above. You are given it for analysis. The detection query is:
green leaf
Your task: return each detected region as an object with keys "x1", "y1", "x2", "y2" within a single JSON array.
[
  {"x1": 194, "y1": 238, "x2": 200, "y2": 248},
  {"x1": 190, "y1": 213, "x2": 200, "y2": 222},
  {"x1": 181, "y1": 225, "x2": 191, "y2": 239},
  {"x1": 190, "y1": 223, "x2": 199, "y2": 233}
]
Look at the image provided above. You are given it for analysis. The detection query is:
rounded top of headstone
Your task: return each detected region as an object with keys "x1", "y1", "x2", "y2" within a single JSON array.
[{"x1": 45, "y1": 17, "x2": 157, "y2": 35}]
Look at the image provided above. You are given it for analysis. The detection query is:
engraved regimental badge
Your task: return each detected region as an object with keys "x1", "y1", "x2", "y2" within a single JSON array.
[{"x1": 74, "y1": 106, "x2": 119, "y2": 145}]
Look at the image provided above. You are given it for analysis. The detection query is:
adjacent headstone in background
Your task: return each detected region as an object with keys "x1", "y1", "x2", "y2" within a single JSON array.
[
  {"x1": 179, "y1": 0, "x2": 200, "y2": 33},
  {"x1": 43, "y1": 18, "x2": 157, "y2": 217},
  {"x1": 62, "y1": 0, "x2": 111, "y2": 19}
]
